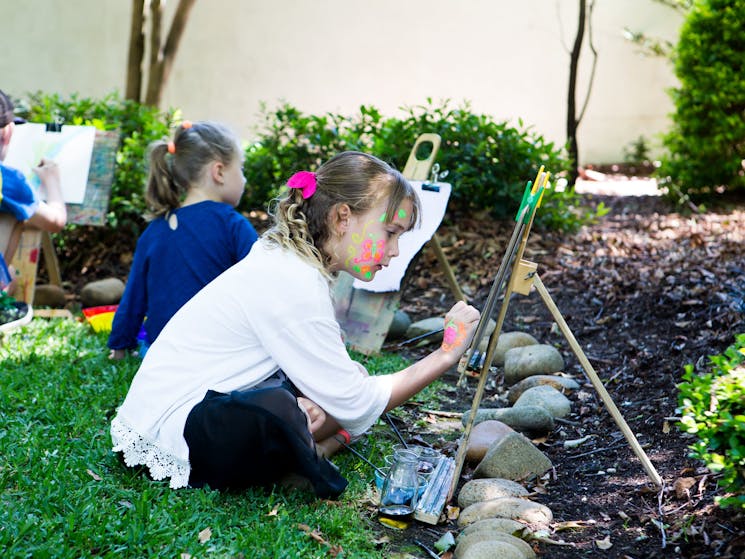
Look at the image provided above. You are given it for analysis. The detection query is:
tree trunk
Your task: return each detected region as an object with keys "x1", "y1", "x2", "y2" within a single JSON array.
[
  {"x1": 144, "y1": 0, "x2": 198, "y2": 107},
  {"x1": 125, "y1": 0, "x2": 147, "y2": 101},
  {"x1": 567, "y1": 0, "x2": 586, "y2": 186}
]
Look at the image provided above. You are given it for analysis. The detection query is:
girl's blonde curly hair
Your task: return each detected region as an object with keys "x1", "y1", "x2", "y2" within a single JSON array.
[{"x1": 264, "y1": 151, "x2": 420, "y2": 278}]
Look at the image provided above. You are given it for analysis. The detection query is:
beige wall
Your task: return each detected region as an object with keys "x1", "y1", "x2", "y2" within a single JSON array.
[{"x1": 2, "y1": 0, "x2": 682, "y2": 163}]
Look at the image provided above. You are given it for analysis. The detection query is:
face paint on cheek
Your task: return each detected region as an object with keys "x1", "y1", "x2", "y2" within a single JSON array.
[
  {"x1": 441, "y1": 319, "x2": 467, "y2": 352},
  {"x1": 344, "y1": 220, "x2": 386, "y2": 279}
]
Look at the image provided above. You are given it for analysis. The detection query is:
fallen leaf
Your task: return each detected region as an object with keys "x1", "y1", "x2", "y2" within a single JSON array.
[
  {"x1": 673, "y1": 477, "x2": 696, "y2": 499},
  {"x1": 434, "y1": 531, "x2": 456, "y2": 552},
  {"x1": 198, "y1": 527, "x2": 211, "y2": 544},
  {"x1": 267, "y1": 504, "x2": 280, "y2": 517},
  {"x1": 298, "y1": 523, "x2": 329, "y2": 546},
  {"x1": 372, "y1": 535, "x2": 390, "y2": 545},
  {"x1": 446, "y1": 505, "x2": 460, "y2": 521},
  {"x1": 86, "y1": 469, "x2": 102, "y2": 481},
  {"x1": 180, "y1": 554, "x2": 192, "y2": 559},
  {"x1": 595, "y1": 535, "x2": 612, "y2": 550},
  {"x1": 554, "y1": 520, "x2": 595, "y2": 531}
]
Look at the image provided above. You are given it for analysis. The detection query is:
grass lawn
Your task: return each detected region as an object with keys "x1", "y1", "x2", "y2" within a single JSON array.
[{"x1": 1, "y1": 318, "x2": 441, "y2": 558}]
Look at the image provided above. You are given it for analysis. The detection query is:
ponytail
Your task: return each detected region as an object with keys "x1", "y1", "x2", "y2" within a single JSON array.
[{"x1": 145, "y1": 141, "x2": 187, "y2": 214}]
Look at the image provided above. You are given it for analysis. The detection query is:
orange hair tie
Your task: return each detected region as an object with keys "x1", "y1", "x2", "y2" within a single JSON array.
[
  {"x1": 167, "y1": 141, "x2": 176, "y2": 154},
  {"x1": 181, "y1": 120, "x2": 192, "y2": 129}
]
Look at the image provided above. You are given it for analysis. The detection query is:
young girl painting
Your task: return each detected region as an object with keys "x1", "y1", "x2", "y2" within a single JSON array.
[
  {"x1": 107, "y1": 121, "x2": 258, "y2": 358},
  {"x1": 111, "y1": 151, "x2": 479, "y2": 498}
]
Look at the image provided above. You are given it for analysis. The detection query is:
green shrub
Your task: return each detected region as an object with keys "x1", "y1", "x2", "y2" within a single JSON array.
[
  {"x1": 657, "y1": 0, "x2": 745, "y2": 199},
  {"x1": 678, "y1": 333, "x2": 745, "y2": 509},
  {"x1": 17, "y1": 91, "x2": 177, "y2": 228},
  {"x1": 242, "y1": 100, "x2": 592, "y2": 230},
  {"x1": 15, "y1": 93, "x2": 591, "y2": 232}
]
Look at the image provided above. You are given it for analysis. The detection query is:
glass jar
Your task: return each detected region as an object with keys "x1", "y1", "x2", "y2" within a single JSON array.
[{"x1": 378, "y1": 450, "x2": 419, "y2": 520}]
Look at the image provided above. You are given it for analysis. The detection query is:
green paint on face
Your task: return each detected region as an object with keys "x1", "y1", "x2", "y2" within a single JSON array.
[
  {"x1": 379, "y1": 213, "x2": 387, "y2": 223},
  {"x1": 397, "y1": 209, "x2": 407, "y2": 219}
]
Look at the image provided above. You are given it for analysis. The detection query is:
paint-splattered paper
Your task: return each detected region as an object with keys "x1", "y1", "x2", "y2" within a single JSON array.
[{"x1": 353, "y1": 181, "x2": 451, "y2": 293}]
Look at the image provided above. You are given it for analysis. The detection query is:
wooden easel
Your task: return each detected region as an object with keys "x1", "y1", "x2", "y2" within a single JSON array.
[
  {"x1": 333, "y1": 133, "x2": 465, "y2": 354},
  {"x1": 10, "y1": 230, "x2": 62, "y2": 305},
  {"x1": 448, "y1": 168, "x2": 661, "y2": 506},
  {"x1": 402, "y1": 133, "x2": 466, "y2": 304}
]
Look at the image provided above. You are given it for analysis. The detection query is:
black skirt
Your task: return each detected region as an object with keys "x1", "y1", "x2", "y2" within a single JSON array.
[{"x1": 183, "y1": 380, "x2": 347, "y2": 499}]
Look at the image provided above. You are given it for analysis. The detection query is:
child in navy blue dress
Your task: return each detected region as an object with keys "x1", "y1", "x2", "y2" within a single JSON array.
[{"x1": 108, "y1": 121, "x2": 258, "y2": 358}]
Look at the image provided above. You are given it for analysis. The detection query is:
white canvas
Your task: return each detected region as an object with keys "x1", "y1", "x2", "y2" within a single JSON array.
[{"x1": 5, "y1": 123, "x2": 96, "y2": 204}]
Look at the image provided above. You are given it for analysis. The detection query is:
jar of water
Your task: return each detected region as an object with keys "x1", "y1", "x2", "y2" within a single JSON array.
[{"x1": 378, "y1": 449, "x2": 419, "y2": 522}]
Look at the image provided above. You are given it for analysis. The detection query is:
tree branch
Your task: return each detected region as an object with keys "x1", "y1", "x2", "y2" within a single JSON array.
[
  {"x1": 125, "y1": 0, "x2": 147, "y2": 102},
  {"x1": 577, "y1": 0, "x2": 598, "y2": 124},
  {"x1": 145, "y1": 0, "x2": 197, "y2": 107},
  {"x1": 144, "y1": 0, "x2": 164, "y2": 106}
]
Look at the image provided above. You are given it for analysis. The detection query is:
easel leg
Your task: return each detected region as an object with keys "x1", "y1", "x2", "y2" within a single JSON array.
[
  {"x1": 449, "y1": 284, "x2": 515, "y2": 500},
  {"x1": 533, "y1": 274, "x2": 663, "y2": 488},
  {"x1": 40, "y1": 231, "x2": 62, "y2": 287},
  {"x1": 427, "y1": 234, "x2": 466, "y2": 303}
]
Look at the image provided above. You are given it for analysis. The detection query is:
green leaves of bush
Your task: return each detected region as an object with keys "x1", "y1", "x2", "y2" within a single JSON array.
[
  {"x1": 678, "y1": 333, "x2": 745, "y2": 509},
  {"x1": 657, "y1": 0, "x2": 745, "y2": 199},
  {"x1": 19, "y1": 93, "x2": 591, "y2": 232},
  {"x1": 242, "y1": 99, "x2": 587, "y2": 230}
]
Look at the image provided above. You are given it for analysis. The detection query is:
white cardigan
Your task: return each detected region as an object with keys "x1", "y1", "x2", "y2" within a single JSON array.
[{"x1": 111, "y1": 239, "x2": 393, "y2": 488}]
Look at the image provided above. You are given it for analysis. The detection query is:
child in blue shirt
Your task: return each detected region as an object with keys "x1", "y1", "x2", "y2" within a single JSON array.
[
  {"x1": 1, "y1": 89, "x2": 66, "y2": 332},
  {"x1": 108, "y1": 121, "x2": 258, "y2": 358},
  {"x1": 1, "y1": 89, "x2": 67, "y2": 278}
]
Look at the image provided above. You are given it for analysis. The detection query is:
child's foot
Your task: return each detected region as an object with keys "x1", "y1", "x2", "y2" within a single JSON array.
[{"x1": 0, "y1": 293, "x2": 33, "y2": 333}]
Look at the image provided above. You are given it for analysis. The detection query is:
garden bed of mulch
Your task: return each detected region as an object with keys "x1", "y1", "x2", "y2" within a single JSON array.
[
  {"x1": 388, "y1": 187, "x2": 745, "y2": 558},
  {"x1": 46, "y1": 182, "x2": 745, "y2": 558}
]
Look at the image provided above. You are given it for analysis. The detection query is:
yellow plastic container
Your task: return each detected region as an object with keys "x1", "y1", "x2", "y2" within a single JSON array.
[{"x1": 82, "y1": 305, "x2": 118, "y2": 333}]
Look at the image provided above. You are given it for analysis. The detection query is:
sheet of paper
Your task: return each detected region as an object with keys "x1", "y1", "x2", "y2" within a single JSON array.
[
  {"x1": 353, "y1": 181, "x2": 452, "y2": 293},
  {"x1": 5, "y1": 123, "x2": 96, "y2": 204}
]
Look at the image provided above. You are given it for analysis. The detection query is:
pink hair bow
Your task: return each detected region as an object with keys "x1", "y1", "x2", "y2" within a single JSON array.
[{"x1": 287, "y1": 171, "x2": 317, "y2": 199}]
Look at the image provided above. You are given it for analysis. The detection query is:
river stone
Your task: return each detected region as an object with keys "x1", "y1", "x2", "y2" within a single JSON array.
[
  {"x1": 80, "y1": 278, "x2": 125, "y2": 307},
  {"x1": 474, "y1": 318, "x2": 497, "y2": 353},
  {"x1": 513, "y1": 385, "x2": 572, "y2": 419},
  {"x1": 456, "y1": 540, "x2": 525, "y2": 559},
  {"x1": 386, "y1": 309, "x2": 411, "y2": 340},
  {"x1": 494, "y1": 331, "x2": 540, "y2": 365},
  {"x1": 459, "y1": 518, "x2": 531, "y2": 539},
  {"x1": 455, "y1": 530, "x2": 536, "y2": 559},
  {"x1": 33, "y1": 284, "x2": 66, "y2": 308},
  {"x1": 507, "y1": 374, "x2": 580, "y2": 404},
  {"x1": 462, "y1": 406, "x2": 555, "y2": 438},
  {"x1": 503, "y1": 344, "x2": 565, "y2": 385},
  {"x1": 466, "y1": 420, "x2": 515, "y2": 463},
  {"x1": 458, "y1": 497, "x2": 554, "y2": 528},
  {"x1": 474, "y1": 432, "x2": 552, "y2": 481},
  {"x1": 404, "y1": 317, "x2": 445, "y2": 345},
  {"x1": 458, "y1": 478, "x2": 529, "y2": 509}
]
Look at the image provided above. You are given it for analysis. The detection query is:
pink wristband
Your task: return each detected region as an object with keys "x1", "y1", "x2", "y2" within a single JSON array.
[{"x1": 336, "y1": 429, "x2": 351, "y2": 445}]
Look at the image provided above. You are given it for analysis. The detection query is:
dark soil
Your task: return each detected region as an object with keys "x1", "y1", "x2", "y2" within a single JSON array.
[
  {"x1": 390, "y1": 189, "x2": 745, "y2": 558},
  {"x1": 46, "y1": 186, "x2": 745, "y2": 558}
]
